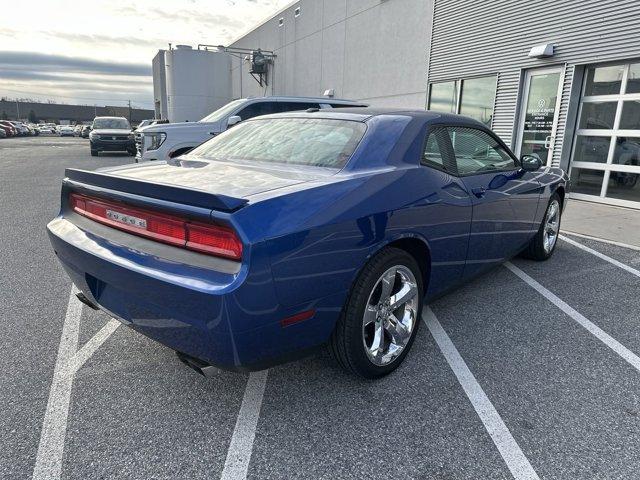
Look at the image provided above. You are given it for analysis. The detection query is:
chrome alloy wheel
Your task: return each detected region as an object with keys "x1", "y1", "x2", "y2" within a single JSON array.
[
  {"x1": 543, "y1": 199, "x2": 560, "y2": 254},
  {"x1": 362, "y1": 265, "x2": 419, "y2": 366}
]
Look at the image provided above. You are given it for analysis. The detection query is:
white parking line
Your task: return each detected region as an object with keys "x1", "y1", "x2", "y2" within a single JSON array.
[
  {"x1": 72, "y1": 319, "x2": 120, "y2": 372},
  {"x1": 559, "y1": 235, "x2": 640, "y2": 278},
  {"x1": 505, "y1": 262, "x2": 640, "y2": 373},
  {"x1": 32, "y1": 286, "x2": 82, "y2": 480},
  {"x1": 423, "y1": 308, "x2": 540, "y2": 480},
  {"x1": 220, "y1": 370, "x2": 269, "y2": 480},
  {"x1": 562, "y1": 231, "x2": 640, "y2": 252},
  {"x1": 32, "y1": 286, "x2": 120, "y2": 480}
]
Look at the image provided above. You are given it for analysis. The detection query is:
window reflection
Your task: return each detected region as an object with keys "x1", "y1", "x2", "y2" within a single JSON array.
[
  {"x1": 459, "y1": 76, "x2": 496, "y2": 126},
  {"x1": 569, "y1": 167, "x2": 604, "y2": 196},
  {"x1": 584, "y1": 65, "x2": 624, "y2": 96},
  {"x1": 612, "y1": 137, "x2": 640, "y2": 166},
  {"x1": 573, "y1": 136, "x2": 610, "y2": 163},
  {"x1": 619, "y1": 101, "x2": 640, "y2": 130},
  {"x1": 607, "y1": 170, "x2": 640, "y2": 202},
  {"x1": 578, "y1": 102, "x2": 617, "y2": 129},
  {"x1": 626, "y1": 63, "x2": 640, "y2": 94},
  {"x1": 429, "y1": 82, "x2": 457, "y2": 113}
]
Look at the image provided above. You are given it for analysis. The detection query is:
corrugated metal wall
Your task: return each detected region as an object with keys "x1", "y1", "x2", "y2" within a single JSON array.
[{"x1": 428, "y1": 0, "x2": 640, "y2": 166}]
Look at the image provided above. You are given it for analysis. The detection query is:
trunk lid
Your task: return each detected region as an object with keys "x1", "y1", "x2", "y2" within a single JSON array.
[{"x1": 65, "y1": 159, "x2": 325, "y2": 212}]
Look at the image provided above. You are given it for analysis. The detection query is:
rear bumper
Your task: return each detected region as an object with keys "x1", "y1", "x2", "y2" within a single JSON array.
[{"x1": 47, "y1": 216, "x2": 341, "y2": 371}]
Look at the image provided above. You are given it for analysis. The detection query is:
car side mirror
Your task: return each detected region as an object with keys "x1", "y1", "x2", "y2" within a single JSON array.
[
  {"x1": 227, "y1": 115, "x2": 242, "y2": 128},
  {"x1": 521, "y1": 154, "x2": 543, "y2": 171}
]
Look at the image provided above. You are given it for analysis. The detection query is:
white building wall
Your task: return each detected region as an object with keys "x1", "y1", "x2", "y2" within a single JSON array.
[
  {"x1": 152, "y1": 51, "x2": 167, "y2": 119},
  {"x1": 230, "y1": 0, "x2": 433, "y2": 109},
  {"x1": 164, "y1": 46, "x2": 232, "y2": 122}
]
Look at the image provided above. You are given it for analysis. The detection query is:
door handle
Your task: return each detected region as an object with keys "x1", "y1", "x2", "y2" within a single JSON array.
[
  {"x1": 472, "y1": 187, "x2": 486, "y2": 198},
  {"x1": 544, "y1": 135, "x2": 554, "y2": 149}
]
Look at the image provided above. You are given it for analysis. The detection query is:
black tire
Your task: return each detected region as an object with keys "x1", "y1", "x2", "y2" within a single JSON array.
[
  {"x1": 521, "y1": 193, "x2": 562, "y2": 261},
  {"x1": 90, "y1": 149, "x2": 98, "y2": 157},
  {"x1": 329, "y1": 247, "x2": 424, "y2": 379}
]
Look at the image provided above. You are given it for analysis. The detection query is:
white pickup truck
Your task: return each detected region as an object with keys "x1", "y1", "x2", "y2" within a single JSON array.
[{"x1": 135, "y1": 96, "x2": 367, "y2": 162}]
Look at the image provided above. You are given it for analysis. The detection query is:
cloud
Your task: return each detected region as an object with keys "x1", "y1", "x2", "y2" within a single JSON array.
[
  {"x1": 0, "y1": 69, "x2": 151, "y2": 88},
  {"x1": 0, "y1": 51, "x2": 152, "y2": 107},
  {"x1": 0, "y1": 51, "x2": 151, "y2": 77},
  {"x1": 40, "y1": 31, "x2": 167, "y2": 50},
  {"x1": 119, "y1": 6, "x2": 246, "y2": 30},
  {"x1": 0, "y1": 0, "x2": 293, "y2": 106}
]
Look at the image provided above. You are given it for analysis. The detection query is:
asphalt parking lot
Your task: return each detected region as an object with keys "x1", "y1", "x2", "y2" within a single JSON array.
[{"x1": 2, "y1": 136, "x2": 640, "y2": 479}]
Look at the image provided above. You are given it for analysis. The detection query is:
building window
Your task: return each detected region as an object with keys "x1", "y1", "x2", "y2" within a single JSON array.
[
  {"x1": 584, "y1": 64, "x2": 624, "y2": 96},
  {"x1": 294, "y1": 6, "x2": 301, "y2": 17},
  {"x1": 428, "y1": 75, "x2": 497, "y2": 127},
  {"x1": 571, "y1": 62, "x2": 640, "y2": 206},
  {"x1": 459, "y1": 76, "x2": 497, "y2": 127},
  {"x1": 428, "y1": 81, "x2": 458, "y2": 114}
]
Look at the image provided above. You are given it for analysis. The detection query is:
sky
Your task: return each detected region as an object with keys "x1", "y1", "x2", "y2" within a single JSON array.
[{"x1": 0, "y1": 0, "x2": 292, "y2": 109}]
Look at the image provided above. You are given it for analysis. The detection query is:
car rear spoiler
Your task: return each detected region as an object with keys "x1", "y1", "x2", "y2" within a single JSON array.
[{"x1": 64, "y1": 168, "x2": 249, "y2": 212}]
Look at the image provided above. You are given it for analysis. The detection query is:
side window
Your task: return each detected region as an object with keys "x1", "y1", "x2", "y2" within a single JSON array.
[
  {"x1": 237, "y1": 102, "x2": 280, "y2": 120},
  {"x1": 447, "y1": 127, "x2": 516, "y2": 175},
  {"x1": 422, "y1": 127, "x2": 457, "y2": 174},
  {"x1": 279, "y1": 102, "x2": 320, "y2": 112}
]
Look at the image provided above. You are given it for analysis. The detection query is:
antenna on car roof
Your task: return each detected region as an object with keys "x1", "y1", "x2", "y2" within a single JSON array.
[{"x1": 306, "y1": 108, "x2": 320, "y2": 113}]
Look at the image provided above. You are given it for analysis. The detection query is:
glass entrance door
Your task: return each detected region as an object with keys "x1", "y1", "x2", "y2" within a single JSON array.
[{"x1": 516, "y1": 68, "x2": 563, "y2": 165}]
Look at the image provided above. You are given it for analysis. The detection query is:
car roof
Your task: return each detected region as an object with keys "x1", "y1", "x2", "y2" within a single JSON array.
[
  {"x1": 251, "y1": 107, "x2": 487, "y2": 127},
  {"x1": 93, "y1": 116, "x2": 128, "y2": 120}
]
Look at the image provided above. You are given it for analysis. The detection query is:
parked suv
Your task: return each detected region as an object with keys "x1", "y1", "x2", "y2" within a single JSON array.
[
  {"x1": 135, "y1": 96, "x2": 367, "y2": 162},
  {"x1": 89, "y1": 116, "x2": 135, "y2": 156}
]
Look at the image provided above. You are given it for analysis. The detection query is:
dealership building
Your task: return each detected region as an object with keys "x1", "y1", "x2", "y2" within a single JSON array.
[{"x1": 152, "y1": 0, "x2": 640, "y2": 209}]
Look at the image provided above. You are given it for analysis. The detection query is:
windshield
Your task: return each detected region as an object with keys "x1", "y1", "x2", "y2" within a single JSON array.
[
  {"x1": 93, "y1": 118, "x2": 130, "y2": 129},
  {"x1": 200, "y1": 99, "x2": 246, "y2": 123},
  {"x1": 189, "y1": 118, "x2": 367, "y2": 168}
]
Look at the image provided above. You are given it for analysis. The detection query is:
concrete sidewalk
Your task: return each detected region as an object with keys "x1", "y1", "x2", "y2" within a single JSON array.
[{"x1": 561, "y1": 199, "x2": 640, "y2": 248}]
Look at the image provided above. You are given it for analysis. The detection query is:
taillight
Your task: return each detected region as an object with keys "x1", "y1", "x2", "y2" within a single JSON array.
[{"x1": 69, "y1": 193, "x2": 242, "y2": 260}]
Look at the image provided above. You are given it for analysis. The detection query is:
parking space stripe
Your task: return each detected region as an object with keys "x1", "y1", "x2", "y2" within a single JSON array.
[
  {"x1": 559, "y1": 235, "x2": 640, "y2": 278},
  {"x1": 220, "y1": 370, "x2": 269, "y2": 480},
  {"x1": 562, "y1": 231, "x2": 640, "y2": 252},
  {"x1": 505, "y1": 262, "x2": 640, "y2": 373},
  {"x1": 32, "y1": 286, "x2": 82, "y2": 480},
  {"x1": 423, "y1": 308, "x2": 540, "y2": 480},
  {"x1": 71, "y1": 319, "x2": 120, "y2": 373},
  {"x1": 33, "y1": 288, "x2": 121, "y2": 480}
]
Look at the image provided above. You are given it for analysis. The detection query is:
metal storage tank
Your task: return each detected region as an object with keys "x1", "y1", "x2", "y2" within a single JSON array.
[{"x1": 164, "y1": 45, "x2": 232, "y2": 122}]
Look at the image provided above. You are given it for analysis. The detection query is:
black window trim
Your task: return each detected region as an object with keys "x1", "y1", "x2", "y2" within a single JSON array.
[{"x1": 420, "y1": 125, "x2": 458, "y2": 176}]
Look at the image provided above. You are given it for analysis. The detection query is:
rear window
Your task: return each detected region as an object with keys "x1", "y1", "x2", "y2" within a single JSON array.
[{"x1": 189, "y1": 118, "x2": 366, "y2": 168}]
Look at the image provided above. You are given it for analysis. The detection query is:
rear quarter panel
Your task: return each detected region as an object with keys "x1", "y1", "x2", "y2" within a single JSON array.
[{"x1": 246, "y1": 167, "x2": 471, "y2": 309}]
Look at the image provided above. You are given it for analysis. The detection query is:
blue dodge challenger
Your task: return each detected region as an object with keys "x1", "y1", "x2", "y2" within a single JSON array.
[{"x1": 47, "y1": 109, "x2": 568, "y2": 378}]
